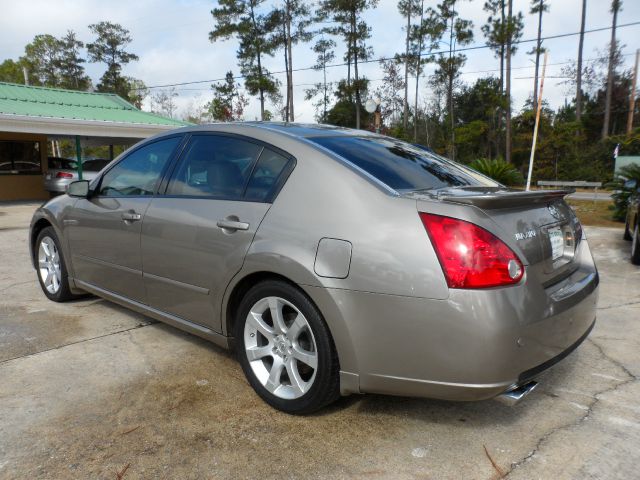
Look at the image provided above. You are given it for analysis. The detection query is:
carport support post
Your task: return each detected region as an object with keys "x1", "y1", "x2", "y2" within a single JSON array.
[{"x1": 75, "y1": 135, "x2": 83, "y2": 180}]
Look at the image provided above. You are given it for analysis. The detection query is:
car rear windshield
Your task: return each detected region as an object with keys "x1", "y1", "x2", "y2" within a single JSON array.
[
  {"x1": 82, "y1": 159, "x2": 110, "y2": 172},
  {"x1": 308, "y1": 136, "x2": 499, "y2": 191},
  {"x1": 48, "y1": 157, "x2": 77, "y2": 170}
]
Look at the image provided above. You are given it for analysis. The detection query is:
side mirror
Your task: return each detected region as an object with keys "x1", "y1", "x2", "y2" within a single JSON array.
[{"x1": 67, "y1": 180, "x2": 90, "y2": 198}]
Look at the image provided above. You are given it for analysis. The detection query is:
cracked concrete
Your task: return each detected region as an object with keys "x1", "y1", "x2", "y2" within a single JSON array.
[{"x1": 1, "y1": 204, "x2": 639, "y2": 479}]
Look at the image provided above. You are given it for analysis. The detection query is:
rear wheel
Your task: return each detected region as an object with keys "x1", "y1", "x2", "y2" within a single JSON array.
[
  {"x1": 234, "y1": 280, "x2": 340, "y2": 414},
  {"x1": 632, "y1": 223, "x2": 640, "y2": 265},
  {"x1": 35, "y1": 227, "x2": 74, "y2": 302}
]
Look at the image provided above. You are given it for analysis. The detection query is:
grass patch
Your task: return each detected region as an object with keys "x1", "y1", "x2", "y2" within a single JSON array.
[{"x1": 566, "y1": 199, "x2": 622, "y2": 228}]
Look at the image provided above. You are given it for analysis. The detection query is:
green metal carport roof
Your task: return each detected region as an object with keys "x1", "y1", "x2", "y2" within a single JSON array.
[{"x1": 0, "y1": 82, "x2": 188, "y2": 143}]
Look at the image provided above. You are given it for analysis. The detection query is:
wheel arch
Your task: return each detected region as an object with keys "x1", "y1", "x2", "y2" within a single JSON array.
[
  {"x1": 222, "y1": 269, "x2": 360, "y2": 382},
  {"x1": 30, "y1": 218, "x2": 54, "y2": 268}
]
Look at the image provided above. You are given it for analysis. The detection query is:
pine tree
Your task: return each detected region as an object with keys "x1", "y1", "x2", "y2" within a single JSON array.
[
  {"x1": 529, "y1": 0, "x2": 549, "y2": 108},
  {"x1": 410, "y1": 2, "x2": 443, "y2": 142},
  {"x1": 432, "y1": 0, "x2": 474, "y2": 159},
  {"x1": 271, "y1": 1, "x2": 313, "y2": 121},
  {"x1": 318, "y1": 0, "x2": 378, "y2": 129},
  {"x1": 207, "y1": 71, "x2": 249, "y2": 121},
  {"x1": 398, "y1": 0, "x2": 421, "y2": 131},
  {"x1": 304, "y1": 38, "x2": 336, "y2": 123},
  {"x1": 602, "y1": 0, "x2": 622, "y2": 139},
  {"x1": 504, "y1": 0, "x2": 524, "y2": 163},
  {"x1": 210, "y1": 0, "x2": 280, "y2": 121},
  {"x1": 576, "y1": 0, "x2": 587, "y2": 122},
  {"x1": 23, "y1": 34, "x2": 62, "y2": 87},
  {"x1": 87, "y1": 22, "x2": 139, "y2": 97},
  {"x1": 57, "y1": 30, "x2": 91, "y2": 90},
  {"x1": 482, "y1": 0, "x2": 506, "y2": 93}
]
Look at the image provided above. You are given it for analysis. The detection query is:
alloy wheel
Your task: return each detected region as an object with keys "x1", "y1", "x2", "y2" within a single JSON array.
[
  {"x1": 243, "y1": 296, "x2": 318, "y2": 400},
  {"x1": 38, "y1": 236, "x2": 61, "y2": 294}
]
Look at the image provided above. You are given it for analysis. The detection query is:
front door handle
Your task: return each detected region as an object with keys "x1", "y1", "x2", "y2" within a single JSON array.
[
  {"x1": 122, "y1": 212, "x2": 142, "y2": 222},
  {"x1": 216, "y1": 219, "x2": 249, "y2": 231}
]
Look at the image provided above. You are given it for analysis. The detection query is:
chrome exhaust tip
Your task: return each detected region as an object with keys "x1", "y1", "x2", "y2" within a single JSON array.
[{"x1": 496, "y1": 381, "x2": 538, "y2": 406}]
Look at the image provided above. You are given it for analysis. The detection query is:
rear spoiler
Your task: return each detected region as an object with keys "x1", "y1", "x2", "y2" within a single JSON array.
[{"x1": 439, "y1": 189, "x2": 575, "y2": 209}]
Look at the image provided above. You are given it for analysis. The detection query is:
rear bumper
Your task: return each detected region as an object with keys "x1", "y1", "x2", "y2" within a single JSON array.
[
  {"x1": 319, "y1": 239, "x2": 599, "y2": 401},
  {"x1": 44, "y1": 178, "x2": 72, "y2": 193}
]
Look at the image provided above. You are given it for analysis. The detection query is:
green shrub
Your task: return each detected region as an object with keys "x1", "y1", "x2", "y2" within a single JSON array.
[
  {"x1": 607, "y1": 163, "x2": 640, "y2": 221},
  {"x1": 468, "y1": 158, "x2": 525, "y2": 187}
]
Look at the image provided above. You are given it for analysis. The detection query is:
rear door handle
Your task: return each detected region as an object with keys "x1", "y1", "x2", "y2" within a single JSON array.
[
  {"x1": 216, "y1": 219, "x2": 249, "y2": 231},
  {"x1": 121, "y1": 212, "x2": 142, "y2": 222}
]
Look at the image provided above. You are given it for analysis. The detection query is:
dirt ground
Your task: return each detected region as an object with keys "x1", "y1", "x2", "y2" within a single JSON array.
[{"x1": 1, "y1": 202, "x2": 639, "y2": 480}]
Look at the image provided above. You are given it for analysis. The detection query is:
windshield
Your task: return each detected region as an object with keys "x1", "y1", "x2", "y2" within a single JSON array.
[{"x1": 309, "y1": 136, "x2": 500, "y2": 192}]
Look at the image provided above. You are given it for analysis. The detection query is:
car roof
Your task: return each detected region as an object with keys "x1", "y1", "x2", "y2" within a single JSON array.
[{"x1": 173, "y1": 122, "x2": 379, "y2": 140}]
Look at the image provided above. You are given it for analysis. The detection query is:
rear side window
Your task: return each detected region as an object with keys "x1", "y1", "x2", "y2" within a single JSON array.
[
  {"x1": 166, "y1": 135, "x2": 262, "y2": 199},
  {"x1": 244, "y1": 148, "x2": 291, "y2": 202},
  {"x1": 99, "y1": 136, "x2": 180, "y2": 196},
  {"x1": 309, "y1": 136, "x2": 499, "y2": 191}
]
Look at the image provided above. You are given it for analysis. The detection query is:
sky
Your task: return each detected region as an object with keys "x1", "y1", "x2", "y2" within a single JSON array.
[{"x1": 1, "y1": 0, "x2": 639, "y2": 123}]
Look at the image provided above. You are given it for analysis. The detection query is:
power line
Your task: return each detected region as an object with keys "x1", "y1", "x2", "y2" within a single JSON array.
[
  {"x1": 168, "y1": 50, "x2": 636, "y2": 93},
  {"x1": 135, "y1": 20, "x2": 640, "y2": 90}
]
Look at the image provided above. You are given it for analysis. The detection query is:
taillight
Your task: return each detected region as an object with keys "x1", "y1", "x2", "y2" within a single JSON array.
[
  {"x1": 56, "y1": 172, "x2": 73, "y2": 178},
  {"x1": 419, "y1": 213, "x2": 524, "y2": 289}
]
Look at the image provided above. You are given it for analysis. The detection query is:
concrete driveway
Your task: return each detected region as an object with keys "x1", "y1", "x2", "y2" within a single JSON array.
[{"x1": 1, "y1": 202, "x2": 639, "y2": 480}]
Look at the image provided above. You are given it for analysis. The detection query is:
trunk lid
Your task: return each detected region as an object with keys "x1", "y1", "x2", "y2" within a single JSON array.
[{"x1": 410, "y1": 187, "x2": 582, "y2": 286}]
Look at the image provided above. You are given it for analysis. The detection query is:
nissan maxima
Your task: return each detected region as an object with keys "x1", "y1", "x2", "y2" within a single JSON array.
[{"x1": 29, "y1": 123, "x2": 599, "y2": 414}]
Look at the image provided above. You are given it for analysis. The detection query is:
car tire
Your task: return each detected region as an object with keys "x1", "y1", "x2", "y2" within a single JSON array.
[
  {"x1": 624, "y1": 217, "x2": 633, "y2": 241},
  {"x1": 35, "y1": 227, "x2": 75, "y2": 302},
  {"x1": 234, "y1": 280, "x2": 340, "y2": 414},
  {"x1": 632, "y1": 223, "x2": 640, "y2": 265}
]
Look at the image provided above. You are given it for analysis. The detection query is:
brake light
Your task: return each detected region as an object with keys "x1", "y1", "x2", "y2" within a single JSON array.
[
  {"x1": 419, "y1": 213, "x2": 524, "y2": 289},
  {"x1": 56, "y1": 172, "x2": 74, "y2": 178}
]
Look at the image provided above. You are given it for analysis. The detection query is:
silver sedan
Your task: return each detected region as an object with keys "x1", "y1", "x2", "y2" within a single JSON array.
[{"x1": 29, "y1": 123, "x2": 599, "y2": 413}]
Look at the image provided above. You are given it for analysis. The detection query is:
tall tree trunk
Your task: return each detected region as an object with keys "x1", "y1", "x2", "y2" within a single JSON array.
[
  {"x1": 249, "y1": 4, "x2": 265, "y2": 120},
  {"x1": 500, "y1": 0, "x2": 505, "y2": 93},
  {"x1": 354, "y1": 45, "x2": 361, "y2": 129},
  {"x1": 323, "y1": 51, "x2": 328, "y2": 122},
  {"x1": 403, "y1": 9, "x2": 411, "y2": 131},
  {"x1": 352, "y1": 11, "x2": 361, "y2": 129},
  {"x1": 414, "y1": 0, "x2": 425, "y2": 142},
  {"x1": 532, "y1": 0, "x2": 543, "y2": 108},
  {"x1": 627, "y1": 49, "x2": 639, "y2": 135},
  {"x1": 602, "y1": 0, "x2": 619, "y2": 139},
  {"x1": 576, "y1": 0, "x2": 587, "y2": 122},
  {"x1": 286, "y1": 2, "x2": 294, "y2": 121},
  {"x1": 283, "y1": 20, "x2": 290, "y2": 122},
  {"x1": 505, "y1": 0, "x2": 513, "y2": 163},
  {"x1": 448, "y1": 6, "x2": 455, "y2": 159}
]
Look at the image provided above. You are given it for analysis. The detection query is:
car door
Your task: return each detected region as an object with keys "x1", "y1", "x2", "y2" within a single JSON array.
[
  {"x1": 65, "y1": 135, "x2": 183, "y2": 302},
  {"x1": 141, "y1": 133, "x2": 294, "y2": 332}
]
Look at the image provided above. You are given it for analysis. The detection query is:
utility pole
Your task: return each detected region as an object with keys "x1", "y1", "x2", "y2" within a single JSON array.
[
  {"x1": 505, "y1": 0, "x2": 513, "y2": 163},
  {"x1": 526, "y1": 52, "x2": 548, "y2": 191},
  {"x1": 627, "y1": 49, "x2": 639, "y2": 135}
]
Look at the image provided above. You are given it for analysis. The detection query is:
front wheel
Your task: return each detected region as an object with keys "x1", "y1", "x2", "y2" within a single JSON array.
[
  {"x1": 631, "y1": 224, "x2": 640, "y2": 265},
  {"x1": 35, "y1": 227, "x2": 75, "y2": 302},
  {"x1": 235, "y1": 280, "x2": 340, "y2": 414}
]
